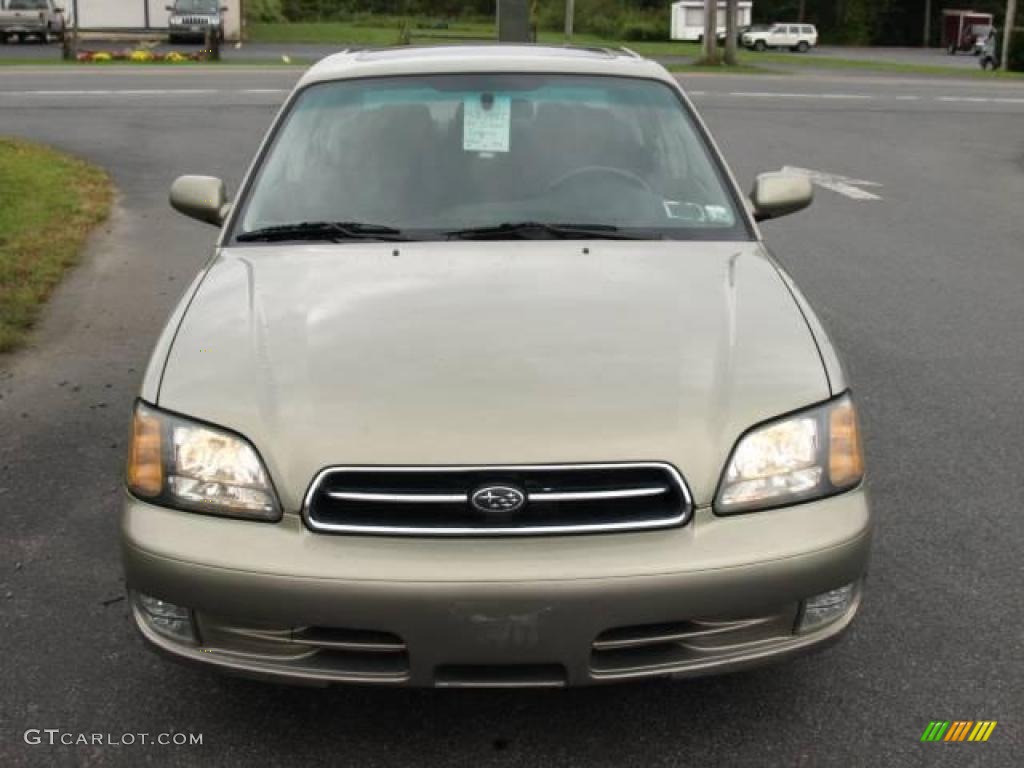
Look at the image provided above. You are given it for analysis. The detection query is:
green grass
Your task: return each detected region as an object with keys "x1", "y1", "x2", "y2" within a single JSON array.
[
  {"x1": 246, "y1": 21, "x2": 1024, "y2": 78},
  {"x1": 0, "y1": 58, "x2": 312, "y2": 66},
  {"x1": 669, "y1": 62, "x2": 782, "y2": 75},
  {"x1": 740, "y1": 49, "x2": 1024, "y2": 78},
  {"x1": 248, "y1": 19, "x2": 496, "y2": 46},
  {"x1": 0, "y1": 138, "x2": 112, "y2": 352}
]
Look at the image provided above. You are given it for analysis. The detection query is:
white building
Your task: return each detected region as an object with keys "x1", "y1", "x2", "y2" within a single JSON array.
[
  {"x1": 670, "y1": 1, "x2": 753, "y2": 42},
  {"x1": 65, "y1": 0, "x2": 243, "y2": 41}
]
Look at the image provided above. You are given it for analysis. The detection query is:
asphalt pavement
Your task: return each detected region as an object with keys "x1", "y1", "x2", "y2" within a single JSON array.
[
  {"x1": 0, "y1": 37, "x2": 990, "y2": 70},
  {"x1": 0, "y1": 64, "x2": 1022, "y2": 767}
]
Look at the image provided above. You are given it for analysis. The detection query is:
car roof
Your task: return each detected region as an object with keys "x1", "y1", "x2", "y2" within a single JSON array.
[{"x1": 299, "y1": 44, "x2": 673, "y2": 87}]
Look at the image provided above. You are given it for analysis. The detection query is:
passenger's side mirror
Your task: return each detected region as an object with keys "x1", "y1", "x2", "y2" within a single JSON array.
[
  {"x1": 169, "y1": 175, "x2": 230, "y2": 227},
  {"x1": 750, "y1": 172, "x2": 813, "y2": 222}
]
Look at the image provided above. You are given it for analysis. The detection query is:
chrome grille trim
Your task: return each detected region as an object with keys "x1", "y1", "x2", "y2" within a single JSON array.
[
  {"x1": 327, "y1": 491, "x2": 468, "y2": 503},
  {"x1": 303, "y1": 462, "x2": 693, "y2": 536},
  {"x1": 529, "y1": 486, "x2": 668, "y2": 502}
]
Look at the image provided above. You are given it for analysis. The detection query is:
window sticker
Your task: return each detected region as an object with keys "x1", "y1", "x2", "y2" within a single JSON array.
[
  {"x1": 663, "y1": 200, "x2": 705, "y2": 221},
  {"x1": 704, "y1": 205, "x2": 733, "y2": 224},
  {"x1": 463, "y1": 93, "x2": 511, "y2": 153}
]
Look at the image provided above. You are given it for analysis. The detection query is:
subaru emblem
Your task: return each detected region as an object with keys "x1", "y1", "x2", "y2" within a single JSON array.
[{"x1": 471, "y1": 486, "x2": 526, "y2": 513}]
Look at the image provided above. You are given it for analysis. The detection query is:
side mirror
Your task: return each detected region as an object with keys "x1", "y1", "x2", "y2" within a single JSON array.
[
  {"x1": 165, "y1": 6, "x2": 175, "y2": 12},
  {"x1": 169, "y1": 175, "x2": 230, "y2": 226},
  {"x1": 750, "y1": 172, "x2": 813, "y2": 222}
]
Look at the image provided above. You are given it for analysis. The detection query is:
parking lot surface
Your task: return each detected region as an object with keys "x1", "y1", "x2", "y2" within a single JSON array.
[{"x1": 1, "y1": 66, "x2": 1022, "y2": 766}]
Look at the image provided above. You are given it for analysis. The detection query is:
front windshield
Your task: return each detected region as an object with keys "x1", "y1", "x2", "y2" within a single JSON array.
[
  {"x1": 236, "y1": 74, "x2": 749, "y2": 241},
  {"x1": 174, "y1": 0, "x2": 218, "y2": 11}
]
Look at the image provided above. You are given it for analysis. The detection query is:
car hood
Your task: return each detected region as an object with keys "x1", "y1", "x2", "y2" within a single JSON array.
[{"x1": 158, "y1": 241, "x2": 829, "y2": 509}]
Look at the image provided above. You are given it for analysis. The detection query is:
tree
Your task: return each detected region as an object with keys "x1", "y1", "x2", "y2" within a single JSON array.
[
  {"x1": 1003, "y1": 0, "x2": 1018, "y2": 70},
  {"x1": 724, "y1": 0, "x2": 738, "y2": 65},
  {"x1": 702, "y1": 0, "x2": 718, "y2": 63}
]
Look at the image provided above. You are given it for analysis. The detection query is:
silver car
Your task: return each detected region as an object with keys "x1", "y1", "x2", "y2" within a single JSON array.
[{"x1": 123, "y1": 45, "x2": 871, "y2": 687}]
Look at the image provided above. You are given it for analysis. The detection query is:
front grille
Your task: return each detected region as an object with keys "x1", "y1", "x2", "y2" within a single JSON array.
[{"x1": 304, "y1": 463, "x2": 692, "y2": 536}]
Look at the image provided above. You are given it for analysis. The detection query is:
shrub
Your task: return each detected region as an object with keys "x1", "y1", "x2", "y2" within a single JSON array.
[{"x1": 621, "y1": 21, "x2": 665, "y2": 42}]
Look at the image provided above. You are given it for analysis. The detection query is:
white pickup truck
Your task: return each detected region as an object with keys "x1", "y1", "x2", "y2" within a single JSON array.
[{"x1": 0, "y1": 0, "x2": 64, "y2": 43}]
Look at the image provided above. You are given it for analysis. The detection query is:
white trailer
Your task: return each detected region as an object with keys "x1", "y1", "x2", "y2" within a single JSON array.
[
  {"x1": 64, "y1": 0, "x2": 242, "y2": 41},
  {"x1": 670, "y1": 1, "x2": 752, "y2": 42}
]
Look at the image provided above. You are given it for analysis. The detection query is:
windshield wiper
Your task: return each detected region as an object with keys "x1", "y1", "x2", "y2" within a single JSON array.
[
  {"x1": 236, "y1": 221, "x2": 410, "y2": 243},
  {"x1": 445, "y1": 222, "x2": 657, "y2": 241}
]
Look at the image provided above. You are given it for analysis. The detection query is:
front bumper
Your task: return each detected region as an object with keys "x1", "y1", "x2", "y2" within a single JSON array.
[
  {"x1": 122, "y1": 487, "x2": 871, "y2": 687},
  {"x1": 168, "y1": 23, "x2": 218, "y2": 39}
]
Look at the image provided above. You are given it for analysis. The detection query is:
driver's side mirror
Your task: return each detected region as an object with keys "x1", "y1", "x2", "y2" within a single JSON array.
[
  {"x1": 750, "y1": 172, "x2": 813, "y2": 222},
  {"x1": 169, "y1": 175, "x2": 230, "y2": 226},
  {"x1": 165, "y1": 6, "x2": 174, "y2": 11}
]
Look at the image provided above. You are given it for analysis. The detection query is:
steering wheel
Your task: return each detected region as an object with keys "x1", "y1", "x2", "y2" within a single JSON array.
[{"x1": 547, "y1": 166, "x2": 654, "y2": 196}]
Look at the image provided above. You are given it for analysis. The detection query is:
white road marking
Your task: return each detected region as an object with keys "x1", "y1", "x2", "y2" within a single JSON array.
[
  {"x1": 688, "y1": 89, "x2": 1024, "y2": 106},
  {"x1": 0, "y1": 86, "x2": 1021, "y2": 111},
  {"x1": 728, "y1": 91, "x2": 873, "y2": 100},
  {"x1": 0, "y1": 88, "x2": 286, "y2": 96},
  {"x1": 2, "y1": 89, "x2": 220, "y2": 96},
  {"x1": 780, "y1": 166, "x2": 884, "y2": 201}
]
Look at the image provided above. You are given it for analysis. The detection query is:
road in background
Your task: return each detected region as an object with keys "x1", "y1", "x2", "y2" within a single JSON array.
[
  {"x1": 1, "y1": 66, "x2": 1022, "y2": 766},
  {"x1": 0, "y1": 38, "x2": 993, "y2": 71}
]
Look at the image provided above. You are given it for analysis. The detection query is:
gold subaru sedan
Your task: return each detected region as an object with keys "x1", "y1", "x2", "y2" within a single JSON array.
[{"x1": 122, "y1": 45, "x2": 871, "y2": 687}]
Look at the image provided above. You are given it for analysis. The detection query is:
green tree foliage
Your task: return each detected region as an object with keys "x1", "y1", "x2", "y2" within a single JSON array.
[
  {"x1": 1009, "y1": 28, "x2": 1024, "y2": 70},
  {"x1": 248, "y1": 0, "x2": 286, "y2": 22}
]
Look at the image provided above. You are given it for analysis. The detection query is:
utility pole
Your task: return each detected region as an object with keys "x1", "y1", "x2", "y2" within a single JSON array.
[
  {"x1": 702, "y1": 0, "x2": 718, "y2": 63},
  {"x1": 1002, "y1": 0, "x2": 1018, "y2": 70},
  {"x1": 497, "y1": 0, "x2": 531, "y2": 42},
  {"x1": 724, "y1": 0, "x2": 738, "y2": 65},
  {"x1": 565, "y1": 0, "x2": 574, "y2": 39},
  {"x1": 923, "y1": 0, "x2": 931, "y2": 46}
]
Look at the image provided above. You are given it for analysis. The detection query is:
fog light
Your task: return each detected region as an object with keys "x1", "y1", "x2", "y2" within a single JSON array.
[
  {"x1": 134, "y1": 592, "x2": 196, "y2": 643},
  {"x1": 798, "y1": 582, "x2": 857, "y2": 633}
]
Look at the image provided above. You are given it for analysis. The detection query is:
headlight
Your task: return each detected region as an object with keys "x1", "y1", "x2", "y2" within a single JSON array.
[
  {"x1": 126, "y1": 401, "x2": 281, "y2": 521},
  {"x1": 715, "y1": 394, "x2": 864, "y2": 514}
]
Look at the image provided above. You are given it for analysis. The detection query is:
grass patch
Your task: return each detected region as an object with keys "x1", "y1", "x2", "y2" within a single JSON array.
[
  {"x1": 0, "y1": 138, "x2": 112, "y2": 352},
  {"x1": 248, "y1": 19, "x2": 496, "y2": 46},
  {"x1": 0, "y1": 58, "x2": 312, "y2": 67},
  {"x1": 668, "y1": 62, "x2": 782, "y2": 75},
  {"x1": 738, "y1": 50, "x2": 1024, "y2": 79},
  {"x1": 245, "y1": 22, "x2": 1024, "y2": 78}
]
